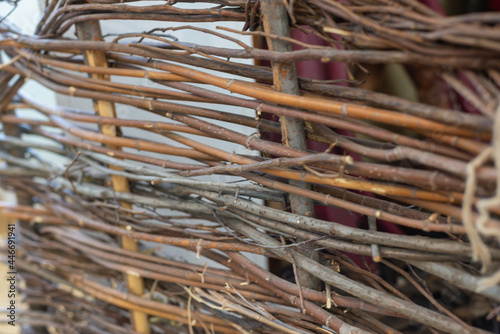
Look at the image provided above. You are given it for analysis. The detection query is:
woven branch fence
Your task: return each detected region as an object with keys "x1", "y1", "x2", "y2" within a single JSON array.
[{"x1": 1, "y1": 0, "x2": 500, "y2": 333}]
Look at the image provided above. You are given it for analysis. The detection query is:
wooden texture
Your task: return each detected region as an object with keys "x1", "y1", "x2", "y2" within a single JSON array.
[{"x1": 75, "y1": 21, "x2": 151, "y2": 334}]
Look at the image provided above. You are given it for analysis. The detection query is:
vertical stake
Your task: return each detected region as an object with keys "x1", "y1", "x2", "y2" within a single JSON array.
[
  {"x1": 260, "y1": 0, "x2": 320, "y2": 290},
  {"x1": 75, "y1": 21, "x2": 151, "y2": 334}
]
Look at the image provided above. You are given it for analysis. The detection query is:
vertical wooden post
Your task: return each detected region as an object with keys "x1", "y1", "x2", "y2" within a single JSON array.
[
  {"x1": 260, "y1": 0, "x2": 320, "y2": 290},
  {"x1": 75, "y1": 21, "x2": 151, "y2": 334}
]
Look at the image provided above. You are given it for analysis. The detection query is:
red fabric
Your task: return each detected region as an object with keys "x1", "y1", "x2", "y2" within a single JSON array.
[
  {"x1": 491, "y1": 0, "x2": 500, "y2": 10},
  {"x1": 418, "y1": 0, "x2": 446, "y2": 15},
  {"x1": 292, "y1": 29, "x2": 330, "y2": 81}
]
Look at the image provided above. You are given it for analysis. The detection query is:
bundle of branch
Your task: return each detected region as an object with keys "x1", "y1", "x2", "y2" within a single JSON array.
[{"x1": 0, "y1": 0, "x2": 499, "y2": 333}]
